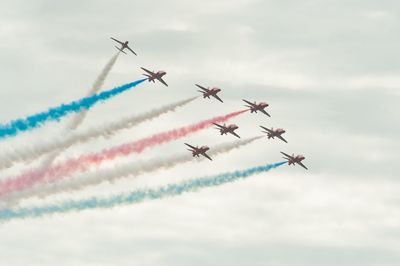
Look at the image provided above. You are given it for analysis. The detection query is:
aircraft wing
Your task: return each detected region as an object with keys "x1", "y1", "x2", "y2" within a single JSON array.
[
  {"x1": 229, "y1": 131, "x2": 241, "y2": 138},
  {"x1": 260, "y1": 126, "x2": 272, "y2": 133},
  {"x1": 141, "y1": 67, "x2": 154, "y2": 75},
  {"x1": 297, "y1": 161, "x2": 308, "y2": 170},
  {"x1": 277, "y1": 135, "x2": 288, "y2": 143},
  {"x1": 110, "y1": 37, "x2": 124, "y2": 45},
  {"x1": 259, "y1": 109, "x2": 271, "y2": 117},
  {"x1": 280, "y1": 152, "x2": 293, "y2": 159},
  {"x1": 195, "y1": 84, "x2": 209, "y2": 92},
  {"x1": 158, "y1": 77, "x2": 168, "y2": 87},
  {"x1": 212, "y1": 94, "x2": 223, "y2": 103},
  {"x1": 126, "y1": 46, "x2": 137, "y2": 55},
  {"x1": 212, "y1": 123, "x2": 224, "y2": 129},
  {"x1": 202, "y1": 152, "x2": 213, "y2": 161},
  {"x1": 185, "y1": 143, "x2": 197, "y2": 150},
  {"x1": 242, "y1": 99, "x2": 255, "y2": 107}
]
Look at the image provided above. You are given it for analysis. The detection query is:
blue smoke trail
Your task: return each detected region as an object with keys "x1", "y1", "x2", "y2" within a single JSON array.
[
  {"x1": 0, "y1": 161, "x2": 286, "y2": 221},
  {"x1": 0, "y1": 78, "x2": 146, "y2": 140}
]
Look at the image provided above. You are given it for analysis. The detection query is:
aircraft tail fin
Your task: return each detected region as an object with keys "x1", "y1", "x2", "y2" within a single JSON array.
[
  {"x1": 115, "y1": 46, "x2": 127, "y2": 54},
  {"x1": 143, "y1": 74, "x2": 154, "y2": 82}
]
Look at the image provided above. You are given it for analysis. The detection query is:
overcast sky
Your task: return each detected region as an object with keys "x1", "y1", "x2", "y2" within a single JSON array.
[{"x1": 0, "y1": 0, "x2": 399, "y2": 265}]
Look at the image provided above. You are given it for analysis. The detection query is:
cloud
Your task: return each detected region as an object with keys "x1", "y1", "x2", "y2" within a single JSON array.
[{"x1": 0, "y1": 0, "x2": 399, "y2": 265}]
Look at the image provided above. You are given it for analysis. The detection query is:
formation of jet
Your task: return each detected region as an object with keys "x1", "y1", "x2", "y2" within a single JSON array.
[
  {"x1": 185, "y1": 143, "x2": 212, "y2": 161},
  {"x1": 195, "y1": 84, "x2": 223, "y2": 103},
  {"x1": 281, "y1": 152, "x2": 308, "y2": 170},
  {"x1": 260, "y1": 126, "x2": 287, "y2": 143},
  {"x1": 213, "y1": 123, "x2": 240, "y2": 138},
  {"x1": 141, "y1": 67, "x2": 168, "y2": 87},
  {"x1": 110, "y1": 37, "x2": 137, "y2": 55},
  {"x1": 107, "y1": 37, "x2": 307, "y2": 170},
  {"x1": 243, "y1": 100, "x2": 270, "y2": 117}
]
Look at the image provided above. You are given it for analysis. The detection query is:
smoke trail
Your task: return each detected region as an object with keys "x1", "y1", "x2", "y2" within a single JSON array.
[
  {"x1": 0, "y1": 109, "x2": 247, "y2": 197},
  {"x1": 0, "y1": 78, "x2": 146, "y2": 140},
  {"x1": 6, "y1": 137, "x2": 261, "y2": 202},
  {"x1": 0, "y1": 97, "x2": 197, "y2": 170},
  {"x1": 39, "y1": 52, "x2": 121, "y2": 169},
  {"x1": 69, "y1": 52, "x2": 120, "y2": 130},
  {"x1": 0, "y1": 162, "x2": 285, "y2": 221}
]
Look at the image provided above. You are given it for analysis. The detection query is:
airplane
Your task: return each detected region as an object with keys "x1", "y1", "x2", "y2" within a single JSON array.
[
  {"x1": 280, "y1": 152, "x2": 308, "y2": 170},
  {"x1": 260, "y1": 126, "x2": 287, "y2": 143},
  {"x1": 141, "y1": 67, "x2": 168, "y2": 87},
  {"x1": 243, "y1": 100, "x2": 270, "y2": 117},
  {"x1": 195, "y1": 84, "x2": 223, "y2": 103},
  {"x1": 110, "y1": 37, "x2": 137, "y2": 55},
  {"x1": 213, "y1": 123, "x2": 240, "y2": 138},
  {"x1": 185, "y1": 143, "x2": 212, "y2": 161}
]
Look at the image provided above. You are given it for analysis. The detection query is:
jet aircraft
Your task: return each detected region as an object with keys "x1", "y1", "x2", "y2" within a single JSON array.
[
  {"x1": 261, "y1": 126, "x2": 287, "y2": 143},
  {"x1": 195, "y1": 84, "x2": 223, "y2": 103},
  {"x1": 213, "y1": 123, "x2": 240, "y2": 138},
  {"x1": 141, "y1": 67, "x2": 168, "y2": 86},
  {"x1": 185, "y1": 143, "x2": 212, "y2": 161},
  {"x1": 243, "y1": 100, "x2": 270, "y2": 116},
  {"x1": 281, "y1": 152, "x2": 308, "y2": 170},
  {"x1": 110, "y1": 37, "x2": 137, "y2": 55}
]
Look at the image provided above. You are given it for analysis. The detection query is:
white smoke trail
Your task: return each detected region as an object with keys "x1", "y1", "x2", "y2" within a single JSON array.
[
  {"x1": 0, "y1": 52, "x2": 121, "y2": 208},
  {"x1": 0, "y1": 97, "x2": 197, "y2": 170},
  {"x1": 6, "y1": 136, "x2": 262, "y2": 203},
  {"x1": 69, "y1": 52, "x2": 121, "y2": 130},
  {"x1": 39, "y1": 52, "x2": 121, "y2": 167}
]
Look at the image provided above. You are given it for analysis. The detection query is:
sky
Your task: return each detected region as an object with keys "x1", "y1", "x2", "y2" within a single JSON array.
[{"x1": 0, "y1": 0, "x2": 399, "y2": 265}]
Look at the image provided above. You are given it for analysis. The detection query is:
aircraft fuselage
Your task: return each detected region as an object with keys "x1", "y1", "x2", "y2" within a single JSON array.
[
  {"x1": 203, "y1": 88, "x2": 221, "y2": 98},
  {"x1": 147, "y1": 71, "x2": 166, "y2": 82},
  {"x1": 268, "y1": 128, "x2": 285, "y2": 138},
  {"x1": 220, "y1": 125, "x2": 238, "y2": 135},
  {"x1": 288, "y1": 156, "x2": 305, "y2": 165},
  {"x1": 250, "y1": 102, "x2": 269, "y2": 113},
  {"x1": 192, "y1": 146, "x2": 209, "y2": 157},
  {"x1": 121, "y1": 41, "x2": 129, "y2": 48}
]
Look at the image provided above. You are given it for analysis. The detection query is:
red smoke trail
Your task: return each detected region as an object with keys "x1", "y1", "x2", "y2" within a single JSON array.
[{"x1": 0, "y1": 109, "x2": 247, "y2": 197}]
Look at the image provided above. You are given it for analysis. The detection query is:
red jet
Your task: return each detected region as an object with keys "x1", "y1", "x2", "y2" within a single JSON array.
[
  {"x1": 281, "y1": 152, "x2": 308, "y2": 170},
  {"x1": 110, "y1": 37, "x2": 137, "y2": 55},
  {"x1": 185, "y1": 143, "x2": 212, "y2": 161},
  {"x1": 195, "y1": 84, "x2": 223, "y2": 103},
  {"x1": 261, "y1": 126, "x2": 287, "y2": 143},
  {"x1": 243, "y1": 100, "x2": 270, "y2": 117},
  {"x1": 141, "y1": 67, "x2": 168, "y2": 87},
  {"x1": 213, "y1": 123, "x2": 240, "y2": 138}
]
